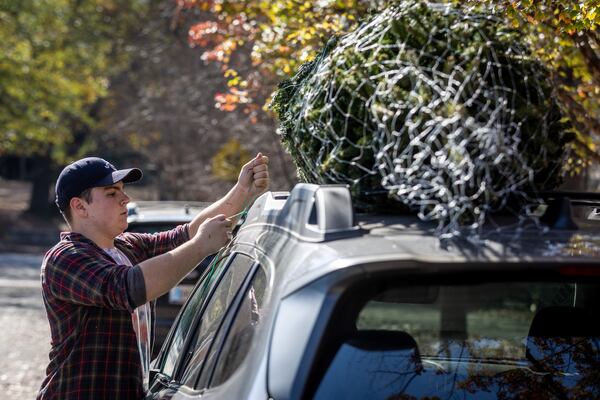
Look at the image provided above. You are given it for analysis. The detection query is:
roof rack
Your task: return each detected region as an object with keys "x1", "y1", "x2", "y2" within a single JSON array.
[
  {"x1": 244, "y1": 187, "x2": 600, "y2": 236},
  {"x1": 246, "y1": 184, "x2": 362, "y2": 242},
  {"x1": 537, "y1": 192, "x2": 600, "y2": 230}
]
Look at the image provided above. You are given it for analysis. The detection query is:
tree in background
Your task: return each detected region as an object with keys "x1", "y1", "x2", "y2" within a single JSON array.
[
  {"x1": 180, "y1": 0, "x2": 599, "y2": 167},
  {"x1": 0, "y1": 0, "x2": 147, "y2": 214},
  {"x1": 463, "y1": 0, "x2": 600, "y2": 171},
  {"x1": 98, "y1": 1, "x2": 298, "y2": 202},
  {"x1": 211, "y1": 137, "x2": 250, "y2": 182},
  {"x1": 176, "y1": 0, "x2": 388, "y2": 122}
]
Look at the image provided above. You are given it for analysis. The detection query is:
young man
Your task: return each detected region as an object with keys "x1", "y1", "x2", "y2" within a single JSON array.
[{"x1": 37, "y1": 154, "x2": 269, "y2": 399}]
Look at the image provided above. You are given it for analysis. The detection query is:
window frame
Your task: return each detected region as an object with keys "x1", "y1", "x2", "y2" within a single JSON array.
[
  {"x1": 196, "y1": 261, "x2": 268, "y2": 390},
  {"x1": 175, "y1": 255, "x2": 260, "y2": 389},
  {"x1": 152, "y1": 251, "x2": 235, "y2": 378},
  {"x1": 149, "y1": 250, "x2": 264, "y2": 397},
  {"x1": 172, "y1": 252, "x2": 258, "y2": 381}
]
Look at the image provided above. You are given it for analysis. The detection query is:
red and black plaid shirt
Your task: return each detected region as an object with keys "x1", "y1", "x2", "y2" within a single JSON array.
[{"x1": 37, "y1": 225, "x2": 189, "y2": 400}]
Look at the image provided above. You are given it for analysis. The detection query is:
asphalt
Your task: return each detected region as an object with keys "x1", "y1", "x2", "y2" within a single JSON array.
[
  {"x1": 0, "y1": 252, "x2": 49, "y2": 398},
  {"x1": 0, "y1": 226, "x2": 60, "y2": 254},
  {"x1": 0, "y1": 208, "x2": 63, "y2": 254}
]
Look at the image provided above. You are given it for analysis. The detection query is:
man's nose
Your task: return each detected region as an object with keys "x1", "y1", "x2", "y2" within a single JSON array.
[{"x1": 121, "y1": 192, "x2": 130, "y2": 205}]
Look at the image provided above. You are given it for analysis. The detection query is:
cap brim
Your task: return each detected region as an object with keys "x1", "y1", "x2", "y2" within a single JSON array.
[
  {"x1": 94, "y1": 168, "x2": 143, "y2": 187},
  {"x1": 114, "y1": 168, "x2": 143, "y2": 184}
]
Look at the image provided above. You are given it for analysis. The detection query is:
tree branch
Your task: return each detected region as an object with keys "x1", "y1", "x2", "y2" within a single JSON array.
[
  {"x1": 577, "y1": 31, "x2": 600, "y2": 87},
  {"x1": 555, "y1": 85, "x2": 600, "y2": 137}
]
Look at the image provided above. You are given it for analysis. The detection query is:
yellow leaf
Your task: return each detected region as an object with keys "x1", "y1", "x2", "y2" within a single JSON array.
[{"x1": 227, "y1": 76, "x2": 240, "y2": 87}]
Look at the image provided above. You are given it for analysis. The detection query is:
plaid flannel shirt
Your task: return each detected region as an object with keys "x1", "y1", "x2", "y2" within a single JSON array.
[{"x1": 37, "y1": 224, "x2": 190, "y2": 400}]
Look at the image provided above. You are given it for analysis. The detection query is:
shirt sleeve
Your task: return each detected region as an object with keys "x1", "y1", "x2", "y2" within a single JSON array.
[
  {"x1": 124, "y1": 223, "x2": 191, "y2": 259},
  {"x1": 126, "y1": 265, "x2": 147, "y2": 308},
  {"x1": 44, "y1": 245, "x2": 138, "y2": 312}
]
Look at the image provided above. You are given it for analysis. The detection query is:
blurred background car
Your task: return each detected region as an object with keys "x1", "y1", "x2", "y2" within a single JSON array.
[
  {"x1": 127, "y1": 201, "x2": 212, "y2": 357},
  {"x1": 145, "y1": 184, "x2": 600, "y2": 400}
]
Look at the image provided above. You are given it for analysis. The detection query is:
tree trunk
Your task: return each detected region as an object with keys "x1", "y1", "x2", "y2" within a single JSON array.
[{"x1": 28, "y1": 154, "x2": 55, "y2": 216}]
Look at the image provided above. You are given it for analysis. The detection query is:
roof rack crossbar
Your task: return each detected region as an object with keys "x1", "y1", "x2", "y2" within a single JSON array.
[
  {"x1": 536, "y1": 191, "x2": 600, "y2": 203},
  {"x1": 539, "y1": 193, "x2": 600, "y2": 229}
]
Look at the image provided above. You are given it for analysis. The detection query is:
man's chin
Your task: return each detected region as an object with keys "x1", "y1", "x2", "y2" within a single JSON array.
[{"x1": 115, "y1": 222, "x2": 128, "y2": 236}]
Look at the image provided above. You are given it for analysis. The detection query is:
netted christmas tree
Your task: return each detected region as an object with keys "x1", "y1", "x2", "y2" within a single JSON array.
[{"x1": 271, "y1": 0, "x2": 573, "y2": 237}]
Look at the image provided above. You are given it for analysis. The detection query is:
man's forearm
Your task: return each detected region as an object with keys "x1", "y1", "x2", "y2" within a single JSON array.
[
  {"x1": 138, "y1": 239, "x2": 207, "y2": 301},
  {"x1": 189, "y1": 183, "x2": 249, "y2": 237}
]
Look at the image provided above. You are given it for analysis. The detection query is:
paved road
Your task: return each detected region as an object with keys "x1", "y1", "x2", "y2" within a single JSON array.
[{"x1": 0, "y1": 252, "x2": 49, "y2": 398}]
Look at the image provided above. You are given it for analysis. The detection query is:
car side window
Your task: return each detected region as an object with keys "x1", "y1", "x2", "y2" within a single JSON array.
[
  {"x1": 210, "y1": 264, "x2": 268, "y2": 387},
  {"x1": 179, "y1": 254, "x2": 255, "y2": 387},
  {"x1": 159, "y1": 255, "x2": 230, "y2": 378}
]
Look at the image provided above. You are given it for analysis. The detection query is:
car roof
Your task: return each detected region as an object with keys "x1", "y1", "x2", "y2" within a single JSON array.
[
  {"x1": 235, "y1": 184, "x2": 600, "y2": 297},
  {"x1": 127, "y1": 201, "x2": 210, "y2": 224}
]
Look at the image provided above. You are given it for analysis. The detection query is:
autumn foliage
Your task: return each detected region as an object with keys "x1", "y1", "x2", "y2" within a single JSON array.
[
  {"x1": 177, "y1": 0, "x2": 599, "y2": 164},
  {"x1": 175, "y1": 0, "x2": 379, "y2": 121},
  {"x1": 464, "y1": 0, "x2": 600, "y2": 167},
  {"x1": 0, "y1": 0, "x2": 147, "y2": 161}
]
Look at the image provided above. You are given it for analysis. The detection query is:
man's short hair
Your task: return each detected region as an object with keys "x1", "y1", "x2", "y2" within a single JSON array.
[{"x1": 61, "y1": 188, "x2": 94, "y2": 224}]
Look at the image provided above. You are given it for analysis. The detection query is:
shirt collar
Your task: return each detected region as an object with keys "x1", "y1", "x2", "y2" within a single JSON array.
[
  {"x1": 59, "y1": 231, "x2": 127, "y2": 248},
  {"x1": 60, "y1": 231, "x2": 96, "y2": 245}
]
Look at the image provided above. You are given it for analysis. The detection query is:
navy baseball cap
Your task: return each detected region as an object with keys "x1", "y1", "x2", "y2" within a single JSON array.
[{"x1": 55, "y1": 157, "x2": 142, "y2": 210}]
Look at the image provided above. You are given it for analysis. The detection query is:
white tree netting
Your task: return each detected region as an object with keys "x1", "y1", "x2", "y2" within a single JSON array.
[{"x1": 271, "y1": 1, "x2": 572, "y2": 237}]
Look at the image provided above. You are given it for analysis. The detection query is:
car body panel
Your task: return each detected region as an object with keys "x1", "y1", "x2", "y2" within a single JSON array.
[{"x1": 146, "y1": 187, "x2": 600, "y2": 400}]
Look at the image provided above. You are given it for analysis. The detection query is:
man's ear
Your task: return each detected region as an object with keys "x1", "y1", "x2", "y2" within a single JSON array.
[{"x1": 70, "y1": 197, "x2": 88, "y2": 219}]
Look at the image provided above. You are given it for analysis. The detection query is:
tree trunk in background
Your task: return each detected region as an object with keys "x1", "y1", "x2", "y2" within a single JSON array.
[{"x1": 28, "y1": 154, "x2": 54, "y2": 216}]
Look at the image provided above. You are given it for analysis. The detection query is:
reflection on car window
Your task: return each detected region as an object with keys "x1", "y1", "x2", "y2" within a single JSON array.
[
  {"x1": 160, "y1": 256, "x2": 229, "y2": 378},
  {"x1": 211, "y1": 265, "x2": 267, "y2": 387},
  {"x1": 315, "y1": 281, "x2": 600, "y2": 399},
  {"x1": 179, "y1": 255, "x2": 255, "y2": 387}
]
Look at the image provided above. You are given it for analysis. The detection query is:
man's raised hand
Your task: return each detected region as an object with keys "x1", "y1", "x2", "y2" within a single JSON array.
[{"x1": 238, "y1": 153, "x2": 270, "y2": 198}]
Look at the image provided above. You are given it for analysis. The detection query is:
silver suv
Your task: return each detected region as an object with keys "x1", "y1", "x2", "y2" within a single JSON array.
[{"x1": 146, "y1": 184, "x2": 600, "y2": 400}]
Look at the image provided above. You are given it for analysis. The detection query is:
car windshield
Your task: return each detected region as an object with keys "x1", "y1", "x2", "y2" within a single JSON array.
[{"x1": 314, "y1": 277, "x2": 600, "y2": 399}]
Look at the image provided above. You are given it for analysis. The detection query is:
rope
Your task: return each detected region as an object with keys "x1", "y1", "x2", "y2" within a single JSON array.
[{"x1": 197, "y1": 192, "x2": 254, "y2": 298}]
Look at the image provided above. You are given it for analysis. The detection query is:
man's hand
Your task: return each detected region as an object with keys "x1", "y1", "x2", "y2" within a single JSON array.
[
  {"x1": 192, "y1": 214, "x2": 233, "y2": 256},
  {"x1": 140, "y1": 214, "x2": 232, "y2": 301},
  {"x1": 187, "y1": 153, "x2": 269, "y2": 240},
  {"x1": 238, "y1": 153, "x2": 270, "y2": 199}
]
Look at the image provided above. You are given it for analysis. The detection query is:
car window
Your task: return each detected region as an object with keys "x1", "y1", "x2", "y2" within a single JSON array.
[
  {"x1": 158, "y1": 255, "x2": 230, "y2": 378},
  {"x1": 209, "y1": 264, "x2": 268, "y2": 387},
  {"x1": 313, "y1": 280, "x2": 600, "y2": 399},
  {"x1": 179, "y1": 254, "x2": 255, "y2": 387}
]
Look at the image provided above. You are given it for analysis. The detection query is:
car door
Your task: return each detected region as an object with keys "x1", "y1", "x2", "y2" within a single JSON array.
[
  {"x1": 146, "y1": 252, "x2": 257, "y2": 399},
  {"x1": 176, "y1": 262, "x2": 270, "y2": 399}
]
